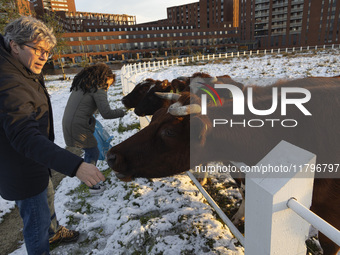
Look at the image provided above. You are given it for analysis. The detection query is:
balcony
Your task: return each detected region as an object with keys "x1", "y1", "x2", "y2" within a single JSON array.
[
  {"x1": 272, "y1": 2, "x2": 288, "y2": 8},
  {"x1": 272, "y1": 16, "x2": 287, "y2": 22},
  {"x1": 291, "y1": 6, "x2": 304, "y2": 13},
  {"x1": 290, "y1": 22, "x2": 302, "y2": 28},
  {"x1": 289, "y1": 28, "x2": 302, "y2": 34},
  {"x1": 255, "y1": 19, "x2": 269, "y2": 24},
  {"x1": 291, "y1": 0, "x2": 304, "y2": 5},
  {"x1": 255, "y1": 5, "x2": 270, "y2": 11},
  {"x1": 255, "y1": 11, "x2": 269, "y2": 18},
  {"x1": 272, "y1": 30, "x2": 286, "y2": 35},
  {"x1": 290, "y1": 13, "x2": 303, "y2": 20},
  {"x1": 271, "y1": 23, "x2": 286, "y2": 29},
  {"x1": 254, "y1": 25, "x2": 269, "y2": 31},
  {"x1": 272, "y1": 8, "x2": 288, "y2": 15}
]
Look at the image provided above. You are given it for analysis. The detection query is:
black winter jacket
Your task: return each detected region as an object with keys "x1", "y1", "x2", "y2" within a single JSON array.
[{"x1": 0, "y1": 35, "x2": 83, "y2": 201}]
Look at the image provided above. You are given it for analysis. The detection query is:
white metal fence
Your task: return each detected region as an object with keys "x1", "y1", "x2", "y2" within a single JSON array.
[
  {"x1": 121, "y1": 43, "x2": 340, "y2": 96},
  {"x1": 120, "y1": 44, "x2": 340, "y2": 254}
]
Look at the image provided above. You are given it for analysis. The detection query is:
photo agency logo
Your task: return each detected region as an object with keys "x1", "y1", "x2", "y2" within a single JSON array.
[
  {"x1": 199, "y1": 81, "x2": 312, "y2": 128},
  {"x1": 197, "y1": 82, "x2": 223, "y2": 111}
]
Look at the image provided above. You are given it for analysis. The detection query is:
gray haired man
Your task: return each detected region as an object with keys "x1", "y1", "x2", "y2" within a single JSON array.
[{"x1": 0, "y1": 16, "x2": 105, "y2": 255}]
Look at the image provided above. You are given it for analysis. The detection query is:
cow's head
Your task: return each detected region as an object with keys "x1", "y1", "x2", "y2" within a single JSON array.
[
  {"x1": 134, "y1": 80, "x2": 172, "y2": 116},
  {"x1": 122, "y1": 79, "x2": 156, "y2": 109},
  {"x1": 107, "y1": 92, "x2": 211, "y2": 181},
  {"x1": 171, "y1": 77, "x2": 190, "y2": 92}
]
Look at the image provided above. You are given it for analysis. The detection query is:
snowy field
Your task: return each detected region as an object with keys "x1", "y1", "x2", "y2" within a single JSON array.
[{"x1": 1, "y1": 49, "x2": 339, "y2": 254}]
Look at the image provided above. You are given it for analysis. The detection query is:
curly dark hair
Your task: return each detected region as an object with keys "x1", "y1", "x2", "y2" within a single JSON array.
[{"x1": 70, "y1": 63, "x2": 116, "y2": 94}]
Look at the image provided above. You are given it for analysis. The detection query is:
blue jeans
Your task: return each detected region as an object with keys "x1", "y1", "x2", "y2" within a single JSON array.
[
  {"x1": 16, "y1": 187, "x2": 51, "y2": 255},
  {"x1": 47, "y1": 178, "x2": 60, "y2": 238},
  {"x1": 84, "y1": 146, "x2": 99, "y2": 165}
]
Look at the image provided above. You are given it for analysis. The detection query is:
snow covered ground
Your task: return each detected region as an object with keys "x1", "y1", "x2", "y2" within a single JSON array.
[{"x1": 1, "y1": 49, "x2": 339, "y2": 254}]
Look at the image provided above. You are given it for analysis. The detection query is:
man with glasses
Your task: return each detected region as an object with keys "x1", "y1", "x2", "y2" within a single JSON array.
[
  {"x1": 22, "y1": 43, "x2": 54, "y2": 59},
  {"x1": 0, "y1": 16, "x2": 105, "y2": 255}
]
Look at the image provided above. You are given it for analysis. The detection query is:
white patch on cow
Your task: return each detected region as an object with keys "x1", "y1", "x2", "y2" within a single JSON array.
[
  {"x1": 189, "y1": 77, "x2": 206, "y2": 94},
  {"x1": 147, "y1": 84, "x2": 156, "y2": 92}
]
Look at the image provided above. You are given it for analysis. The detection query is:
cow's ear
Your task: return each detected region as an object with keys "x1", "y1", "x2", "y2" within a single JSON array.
[
  {"x1": 190, "y1": 115, "x2": 211, "y2": 146},
  {"x1": 161, "y1": 80, "x2": 170, "y2": 89}
]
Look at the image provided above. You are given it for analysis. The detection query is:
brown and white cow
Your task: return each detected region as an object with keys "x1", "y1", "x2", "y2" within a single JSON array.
[
  {"x1": 133, "y1": 79, "x2": 173, "y2": 116},
  {"x1": 108, "y1": 77, "x2": 340, "y2": 254},
  {"x1": 133, "y1": 72, "x2": 244, "y2": 116},
  {"x1": 121, "y1": 78, "x2": 158, "y2": 109}
]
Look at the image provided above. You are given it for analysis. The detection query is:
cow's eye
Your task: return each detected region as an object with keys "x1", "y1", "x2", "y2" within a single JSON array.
[{"x1": 163, "y1": 129, "x2": 176, "y2": 137}]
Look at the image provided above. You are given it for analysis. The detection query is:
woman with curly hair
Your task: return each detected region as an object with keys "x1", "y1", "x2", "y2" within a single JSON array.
[{"x1": 62, "y1": 63, "x2": 125, "y2": 194}]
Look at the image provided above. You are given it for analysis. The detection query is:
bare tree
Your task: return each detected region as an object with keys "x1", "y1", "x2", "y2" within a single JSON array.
[
  {"x1": 79, "y1": 41, "x2": 90, "y2": 67},
  {"x1": 42, "y1": 12, "x2": 68, "y2": 80},
  {"x1": 0, "y1": 0, "x2": 30, "y2": 33}
]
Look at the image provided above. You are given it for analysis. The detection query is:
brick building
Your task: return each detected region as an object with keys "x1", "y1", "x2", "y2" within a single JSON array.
[
  {"x1": 239, "y1": 0, "x2": 340, "y2": 49},
  {"x1": 55, "y1": 11, "x2": 136, "y2": 33},
  {"x1": 56, "y1": 0, "x2": 240, "y2": 63},
  {"x1": 32, "y1": 0, "x2": 76, "y2": 17},
  {"x1": 13, "y1": 0, "x2": 340, "y2": 63}
]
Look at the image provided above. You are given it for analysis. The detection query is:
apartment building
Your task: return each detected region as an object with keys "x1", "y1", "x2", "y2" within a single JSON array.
[
  {"x1": 32, "y1": 0, "x2": 76, "y2": 17},
  {"x1": 58, "y1": 0, "x2": 240, "y2": 63},
  {"x1": 15, "y1": 0, "x2": 340, "y2": 63},
  {"x1": 62, "y1": 25, "x2": 238, "y2": 63},
  {"x1": 239, "y1": 0, "x2": 340, "y2": 49},
  {"x1": 55, "y1": 11, "x2": 136, "y2": 33},
  {"x1": 166, "y1": 0, "x2": 239, "y2": 29}
]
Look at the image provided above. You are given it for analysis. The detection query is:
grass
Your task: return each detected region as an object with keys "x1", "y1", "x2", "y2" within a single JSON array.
[
  {"x1": 139, "y1": 211, "x2": 160, "y2": 225},
  {"x1": 66, "y1": 182, "x2": 91, "y2": 196},
  {"x1": 118, "y1": 122, "x2": 140, "y2": 133},
  {"x1": 203, "y1": 179, "x2": 244, "y2": 233},
  {"x1": 205, "y1": 238, "x2": 216, "y2": 249}
]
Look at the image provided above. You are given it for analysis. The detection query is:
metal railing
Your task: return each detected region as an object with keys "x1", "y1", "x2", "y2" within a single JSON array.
[{"x1": 287, "y1": 198, "x2": 340, "y2": 247}]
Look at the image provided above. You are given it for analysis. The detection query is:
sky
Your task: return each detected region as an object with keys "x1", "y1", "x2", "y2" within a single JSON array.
[
  {"x1": 74, "y1": 0, "x2": 197, "y2": 24},
  {"x1": 2, "y1": 49, "x2": 340, "y2": 254}
]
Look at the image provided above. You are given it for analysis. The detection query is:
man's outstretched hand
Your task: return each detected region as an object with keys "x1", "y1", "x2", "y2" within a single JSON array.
[{"x1": 76, "y1": 162, "x2": 105, "y2": 187}]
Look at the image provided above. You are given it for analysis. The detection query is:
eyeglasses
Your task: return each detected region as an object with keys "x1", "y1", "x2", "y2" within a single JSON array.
[{"x1": 22, "y1": 43, "x2": 53, "y2": 59}]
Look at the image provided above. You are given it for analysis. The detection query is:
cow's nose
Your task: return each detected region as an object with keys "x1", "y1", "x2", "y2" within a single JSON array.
[
  {"x1": 122, "y1": 98, "x2": 128, "y2": 107},
  {"x1": 134, "y1": 108, "x2": 144, "y2": 117},
  {"x1": 106, "y1": 153, "x2": 116, "y2": 167}
]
